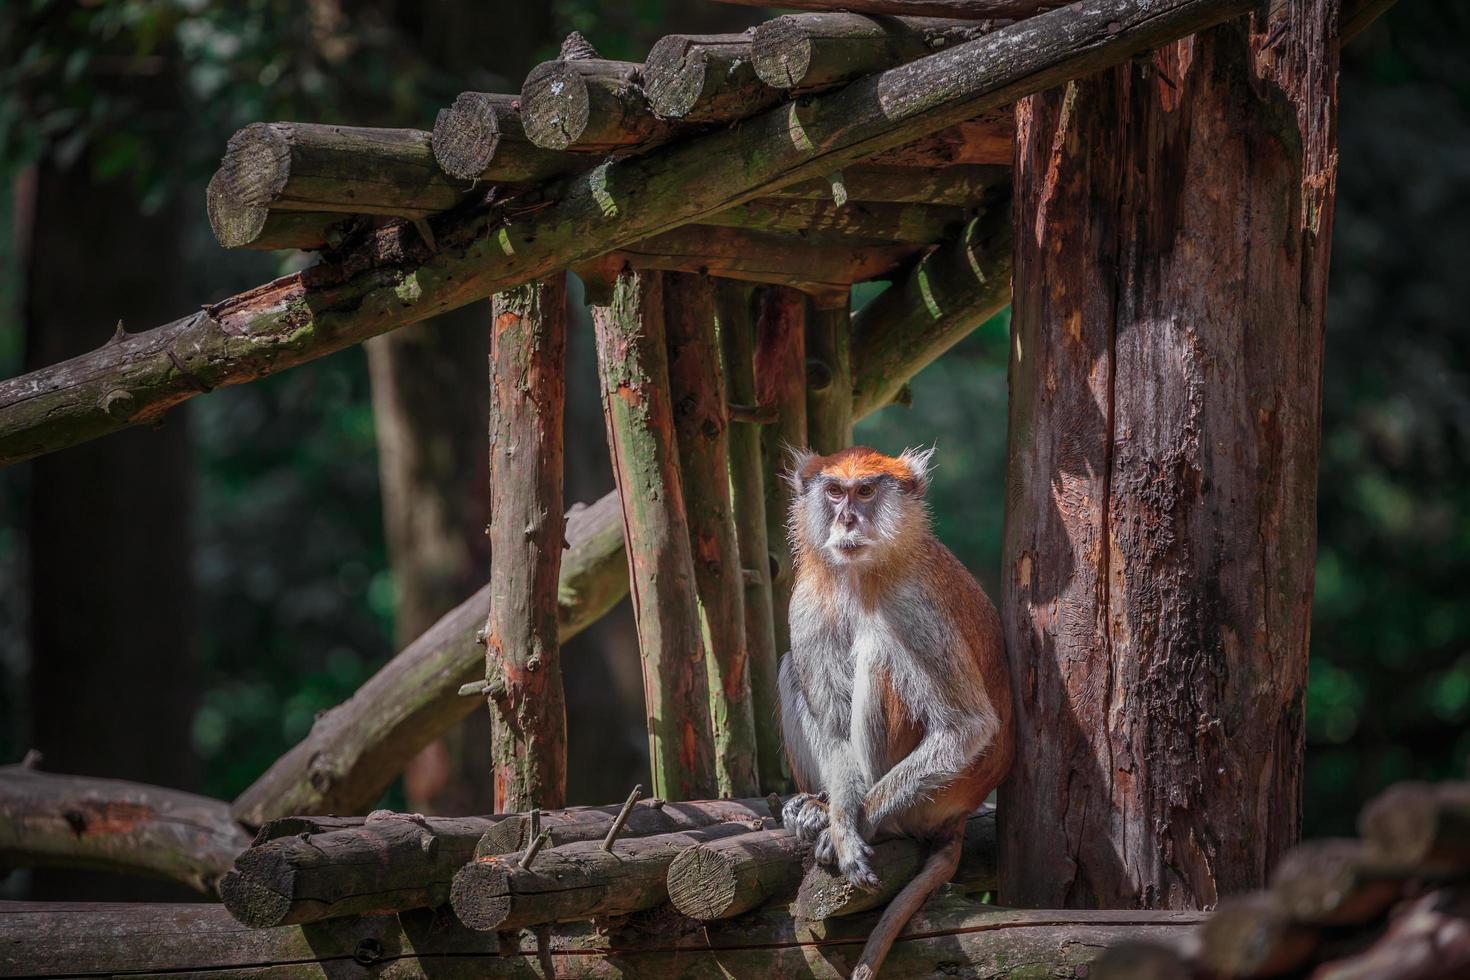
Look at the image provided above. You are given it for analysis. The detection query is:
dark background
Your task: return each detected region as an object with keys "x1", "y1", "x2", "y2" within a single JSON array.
[{"x1": 1, "y1": 0, "x2": 1465, "y2": 901}]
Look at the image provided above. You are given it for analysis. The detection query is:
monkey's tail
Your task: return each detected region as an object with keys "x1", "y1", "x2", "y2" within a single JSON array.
[{"x1": 850, "y1": 830, "x2": 964, "y2": 980}]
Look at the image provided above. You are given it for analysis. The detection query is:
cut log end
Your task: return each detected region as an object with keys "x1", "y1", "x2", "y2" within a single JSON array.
[
  {"x1": 431, "y1": 95, "x2": 505, "y2": 181},
  {"x1": 522, "y1": 63, "x2": 593, "y2": 152},
  {"x1": 218, "y1": 121, "x2": 292, "y2": 208},
  {"x1": 449, "y1": 859, "x2": 513, "y2": 931},
  {"x1": 218, "y1": 861, "x2": 293, "y2": 929},
  {"x1": 751, "y1": 19, "x2": 812, "y2": 89},
  {"x1": 645, "y1": 36, "x2": 711, "y2": 119},
  {"x1": 667, "y1": 845, "x2": 742, "y2": 920}
]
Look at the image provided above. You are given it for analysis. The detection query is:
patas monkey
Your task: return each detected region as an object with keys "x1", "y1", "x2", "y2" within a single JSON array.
[{"x1": 779, "y1": 445, "x2": 1013, "y2": 978}]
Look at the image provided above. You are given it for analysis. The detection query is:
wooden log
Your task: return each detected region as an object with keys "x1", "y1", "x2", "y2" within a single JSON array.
[
  {"x1": 475, "y1": 796, "x2": 777, "y2": 856},
  {"x1": 752, "y1": 12, "x2": 999, "y2": 90},
  {"x1": 1359, "y1": 781, "x2": 1470, "y2": 869},
  {"x1": 0, "y1": 895, "x2": 1207, "y2": 978},
  {"x1": 1310, "y1": 889, "x2": 1470, "y2": 980},
  {"x1": 850, "y1": 205, "x2": 1012, "y2": 418},
  {"x1": 205, "y1": 171, "x2": 362, "y2": 251},
  {"x1": 1001, "y1": 0, "x2": 1336, "y2": 908},
  {"x1": 520, "y1": 35, "x2": 675, "y2": 152},
  {"x1": 703, "y1": 197, "x2": 969, "y2": 243},
  {"x1": 722, "y1": 0, "x2": 1061, "y2": 19},
  {"x1": 670, "y1": 807, "x2": 998, "y2": 921},
  {"x1": 584, "y1": 226, "x2": 920, "y2": 292},
  {"x1": 212, "y1": 122, "x2": 464, "y2": 219},
  {"x1": 867, "y1": 111, "x2": 1015, "y2": 167},
  {"x1": 231, "y1": 492, "x2": 625, "y2": 826},
  {"x1": 644, "y1": 33, "x2": 783, "y2": 123},
  {"x1": 486, "y1": 277, "x2": 569, "y2": 812},
  {"x1": 430, "y1": 92, "x2": 581, "y2": 184},
  {"x1": 592, "y1": 269, "x2": 718, "y2": 801},
  {"x1": 755, "y1": 286, "x2": 809, "y2": 666},
  {"x1": 715, "y1": 282, "x2": 785, "y2": 793},
  {"x1": 0, "y1": 766, "x2": 249, "y2": 895},
  {"x1": 218, "y1": 810, "x2": 496, "y2": 928},
  {"x1": 771, "y1": 163, "x2": 1006, "y2": 206},
  {"x1": 452, "y1": 824, "x2": 756, "y2": 931},
  {"x1": 792, "y1": 808, "x2": 999, "y2": 920},
  {"x1": 1198, "y1": 893, "x2": 1319, "y2": 978},
  {"x1": 233, "y1": 214, "x2": 1009, "y2": 826},
  {"x1": 664, "y1": 273, "x2": 760, "y2": 799},
  {"x1": 1270, "y1": 838, "x2": 1412, "y2": 926},
  {"x1": 2, "y1": 0, "x2": 1251, "y2": 467},
  {"x1": 804, "y1": 288, "x2": 854, "y2": 455}
]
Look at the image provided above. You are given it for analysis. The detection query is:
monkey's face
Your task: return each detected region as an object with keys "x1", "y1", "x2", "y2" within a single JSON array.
[{"x1": 787, "y1": 445, "x2": 934, "y2": 567}]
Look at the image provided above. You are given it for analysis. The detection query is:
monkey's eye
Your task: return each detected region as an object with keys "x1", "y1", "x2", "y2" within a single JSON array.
[
  {"x1": 856, "y1": 484, "x2": 876, "y2": 500},
  {"x1": 824, "y1": 484, "x2": 844, "y2": 501}
]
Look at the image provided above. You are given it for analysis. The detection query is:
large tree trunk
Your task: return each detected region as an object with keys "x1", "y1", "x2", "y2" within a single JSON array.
[
  {"x1": 20, "y1": 152, "x2": 197, "y2": 901},
  {"x1": 1001, "y1": 3, "x2": 1339, "y2": 908}
]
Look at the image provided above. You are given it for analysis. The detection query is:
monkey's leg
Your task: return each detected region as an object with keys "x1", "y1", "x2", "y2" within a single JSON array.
[
  {"x1": 851, "y1": 830, "x2": 963, "y2": 980},
  {"x1": 861, "y1": 718, "x2": 993, "y2": 832}
]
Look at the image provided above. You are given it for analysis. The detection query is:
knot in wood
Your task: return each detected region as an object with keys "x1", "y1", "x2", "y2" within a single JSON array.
[
  {"x1": 353, "y1": 938, "x2": 384, "y2": 966},
  {"x1": 805, "y1": 358, "x2": 833, "y2": 392},
  {"x1": 99, "y1": 389, "x2": 135, "y2": 419}
]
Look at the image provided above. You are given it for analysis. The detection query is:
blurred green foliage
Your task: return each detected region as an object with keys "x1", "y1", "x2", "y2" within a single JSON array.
[{"x1": 0, "y1": 0, "x2": 1466, "y2": 840}]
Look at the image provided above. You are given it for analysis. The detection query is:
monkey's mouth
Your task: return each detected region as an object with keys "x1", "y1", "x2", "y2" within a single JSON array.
[{"x1": 828, "y1": 536, "x2": 871, "y2": 558}]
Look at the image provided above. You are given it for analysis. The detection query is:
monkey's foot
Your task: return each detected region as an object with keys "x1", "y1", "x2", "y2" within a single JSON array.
[
  {"x1": 816, "y1": 826, "x2": 880, "y2": 892},
  {"x1": 782, "y1": 792, "x2": 830, "y2": 843}
]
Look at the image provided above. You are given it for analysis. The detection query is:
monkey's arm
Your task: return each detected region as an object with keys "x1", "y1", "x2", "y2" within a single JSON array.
[{"x1": 860, "y1": 709, "x2": 996, "y2": 832}]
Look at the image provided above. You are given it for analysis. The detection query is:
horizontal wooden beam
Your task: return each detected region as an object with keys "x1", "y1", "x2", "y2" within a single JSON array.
[
  {"x1": 0, "y1": 765, "x2": 250, "y2": 895},
  {"x1": 0, "y1": 0, "x2": 1246, "y2": 467},
  {"x1": 717, "y1": 0, "x2": 1061, "y2": 17},
  {"x1": 0, "y1": 895, "x2": 1206, "y2": 977},
  {"x1": 752, "y1": 12, "x2": 999, "y2": 90},
  {"x1": 770, "y1": 163, "x2": 1007, "y2": 205}
]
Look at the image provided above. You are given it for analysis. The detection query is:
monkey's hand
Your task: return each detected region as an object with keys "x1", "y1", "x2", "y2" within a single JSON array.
[
  {"x1": 816, "y1": 824, "x2": 880, "y2": 892},
  {"x1": 782, "y1": 792, "x2": 830, "y2": 843}
]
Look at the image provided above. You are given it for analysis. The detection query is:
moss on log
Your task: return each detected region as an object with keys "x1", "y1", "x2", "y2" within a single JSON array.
[
  {"x1": 593, "y1": 270, "x2": 718, "y2": 802},
  {"x1": 644, "y1": 33, "x2": 783, "y2": 123},
  {"x1": 752, "y1": 12, "x2": 999, "y2": 90},
  {"x1": 230, "y1": 492, "x2": 626, "y2": 826},
  {"x1": 0, "y1": 766, "x2": 249, "y2": 895},
  {"x1": 430, "y1": 92, "x2": 578, "y2": 185},
  {"x1": 2, "y1": 0, "x2": 1242, "y2": 467},
  {"x1": 664, "y1": 273, "x2": 760, "y2": 799},
  {"x1": 850, "y1": 203, "x2": 1012, "y2": 418},
  {"x1": 0, "y1": 895, "x2": 1206, "y2": 978},
  {"x1": 219, "y1": 810, "x2": 496, "y2": 928},
  {"x1": 715, "y1": 282, "x2": 786, "y2": 793},
  {"x1": 486, "y1": 278, "x2": 569, "y2": 812}
]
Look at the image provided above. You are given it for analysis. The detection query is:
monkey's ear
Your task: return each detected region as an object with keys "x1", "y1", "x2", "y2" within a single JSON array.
[
  {"x1": 899, "y1": 445, "x2": 937, "y2": 496},
  {"x1": 783, "y1": 445, "x2": 818, "y2": 493}
]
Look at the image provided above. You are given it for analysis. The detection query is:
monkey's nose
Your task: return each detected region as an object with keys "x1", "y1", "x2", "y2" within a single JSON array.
[{"x1": 838, "y1": 511, "x2": 858, "y2": 530}]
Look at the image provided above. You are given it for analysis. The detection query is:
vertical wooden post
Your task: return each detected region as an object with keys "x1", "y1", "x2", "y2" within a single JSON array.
[
  {"x1": 593, "y1": 268, "x2": 719, "y2": 802},
  {"x1": 803, "y1": 287, "x2": 854, "y2": 456},
  {"x1": 486, "y1": 277, "x2": 569, "y2": 812},
  {"x1": 1001, "y1": 4, "x2": 1340, "y2": 909},
  {"x1": 754, "y1": 286, "x2": 808, "y2": 667},
  {"x1": 663, "y1": 272, "x2": 760, "y2": 799},
  {"x1": 716, "y1": 281, "x2": 787, "y2": 794}
]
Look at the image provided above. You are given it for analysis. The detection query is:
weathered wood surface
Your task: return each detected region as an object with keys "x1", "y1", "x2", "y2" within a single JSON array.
[
  {"x1": 1359, "y1": 780, "x2": 1470, "y2": 869},
  {"x1": 869, "y1": 111, "x2": 1015, "y2": 167},
  {"x1": 431, "y1": 92, "x2": 580, "y2": 184},
  {"x1": 752, "y1": 12, "x2": 998, "y2": 90},
  {"x1": 1, "y1": 0, "x2": 1256, "y2": 467},
  {"x1": 669, "y1": 807, "x2": 998, "y2": 921},
  {"x1": 486, "y1": 278, "x2": 569, "y2": 812},
  {"x1": 206, "y1": 171, "x2": 362, "y2": 251},
  {"x1": 452, "y1": 824, "x2": 759, "y2": 931},
  {"x1": 664, "y1": 273, "x2": 761, "y2": 799},
  {"x1": 231, "y1": 217, "x2": 1010, "y2": 825},
  {"x1": 721, "y1": 0, "x2": 1060, "y2": 19},
  {"x1": 231, "y1": 492, "x2": 625, "y2": 826},
  {"x1": 704, "y1": 197, "x2": 968, "y2": 244},
  {"x1": 0, "y1": 766, "x2": 249, "y2": 894},
  {"x1": 219, "y1": 810, "x2": 495, "y2": 927},
  {"x1": 475, "y1": 797, "x2": 778, "y2": 856},
  {"x1": 0, "y1": 896, "x2": 1207, "y2": 978},
  {"x1": 644, "y1": 33, "x2": 783, "y2": 123},
  {"x1": 521, "y1": 46, "x2": 675, "y2": 152},
  {"x1": 1001, "y1": 0, "x2": 1334, "y2": 909},
  {"x1": 212, "y1": 122, "x2": 464, "y2": 219},
  {"x1": 593, "y1": 270, "x2": 718, "y2": 802},
  {"x1": 716, "y1": 282, "x2": 785, "y2": 792},
  {"x1": 1198, "y1": 893, "x2": 1318, "y2": 978},
  {"x1": 755, "y1": 286, "x2": 809, "y2": 670},
  {"x1": 850, "y1": 205, "x2": 1012, "y2": 418},
  {"x1": 771, "y1": 163, "x2": 1005, "y2": 205},
  {"x1": 804, "y1": 288, "x2": 854, "y2": 455}
]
